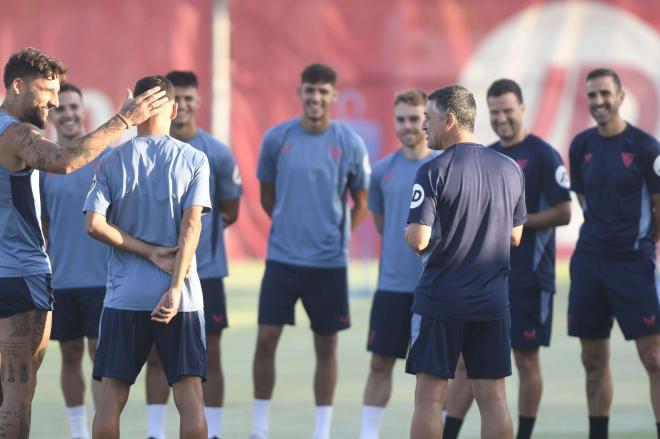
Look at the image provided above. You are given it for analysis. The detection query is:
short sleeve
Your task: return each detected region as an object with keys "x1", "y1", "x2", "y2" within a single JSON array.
[
  {"x1": 569, "y1": 136, "x2": 584, "y2": 194},
  {"x1": 348, "y1": 134, "x2": 371, "y2": 191},
  {"x1": 541, "y1": 147, "x2": 571, "y2": 206},
  {"x1": 642, "y1": 136, "x2": 660, "y2": 194},
  {"x1": 183, "y1": 155, "x2": 212, "y2": 213},
  {"x1": 83, "y1": 158, "x2": 112, "y2": 216},
  {"x1": 407, "y1": 163, "x2": 438, "y2": 226},
  {"x1": 367, "y1": 162, "x2": 385, "y2": 214},
  {"x1": 215, "y1": 147, "x2": 242, "y2": 201},
  {"x1": 38, "y1": 171, "x2": 49, "y2": 221},
  {"x1": 513, "y1": 168, "x2": 527, "y2": 227},
  {"x1": 257, "y1": 129, "x2": 280, "y2": 184}
]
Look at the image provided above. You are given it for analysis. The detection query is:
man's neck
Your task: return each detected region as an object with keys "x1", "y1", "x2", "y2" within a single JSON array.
[
  {"x1": 300, "y1": 115, "x2": 331, "y2": 134},
  {"x1": 500, "y1": 130, "x2": 528, "y2": 148},
  {"x1": 170, "y1": 122, "x2": 197, "y2": 141},
  {"x1": 137, "y1": 122, "x2": 170, "y2": 137},
  {"x1": 0, "y1": 100, "x2": 22, "y2": 120},
  {"x1": 402, "y1": 143, "x2": 431, "y2": 160},
  {"x1": 597, "y1": 117, "x2": 626, "y2": 138},
  {"x1": 442, "y1": 131, "x2": 477, "y2": 150}
]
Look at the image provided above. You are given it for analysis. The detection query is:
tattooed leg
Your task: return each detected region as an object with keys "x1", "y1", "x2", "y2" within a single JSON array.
[{"x1": 0, "y1": 310, "x2": 51, "y2": 438}]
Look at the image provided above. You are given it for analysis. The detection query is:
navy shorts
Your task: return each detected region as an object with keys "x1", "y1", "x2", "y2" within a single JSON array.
[
  {"x1": 0, "y1": 274, "x2": 53, "y2": 318},
  {"x1": 201, "y1": 277, "x2": 228, "y2": 333},
  {"x1": 258, "y1": 260, "x2": 349, "y2": 335},
  {"x1": 367, "y1": 290, "x2": 414, "y2": 359},
  {"x1": 509, "y1": 286, "x2": 553, "y2": 349},
  {"x1": 51, "y1": 287, "x2": 105, "y2": 340},
  {"x1": 93, "y1": 307, "x2": 207, "y2": 385},
  {"x1": 569, "y1": 250, "x2": 660, "y2": 340},
  {"x1": 405, "y1": 314, "x2": 512, "y2": 380}
]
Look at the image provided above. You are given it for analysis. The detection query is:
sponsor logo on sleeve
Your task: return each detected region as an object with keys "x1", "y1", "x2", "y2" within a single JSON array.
[
  {"x1": 653, "y1": 155, "x2": 660, "y2": 177},
  {"x1": 410, "y1": 183, "x2": 425, "y2": 209},
  {"x1": 88, "y1": 176, "x2": 97, "y2": 194},
  {"x1": 232, "y1": 165, "x2": 242, "y2": 185},
  {"x1": 555, "y1": 165, "x2": 570, "y2": 189},
  {"x1": 362, "y1": 154, "x2": 372, "y2": 174}
]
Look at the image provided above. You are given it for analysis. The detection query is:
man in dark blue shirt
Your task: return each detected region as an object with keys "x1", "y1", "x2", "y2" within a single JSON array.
[
  {"x1": 405, "y1": 85, "x2": 526, "y2": 439},
  {"x1": 443, "y1": 79, "x2": 571, "y2": 439},
  {"x1": 568, "y1": 68, "x2": 660, "y2": 439}
]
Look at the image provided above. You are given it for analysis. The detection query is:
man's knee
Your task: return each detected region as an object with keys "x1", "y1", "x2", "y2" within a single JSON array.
[
  {"x1": 146, "y1": 347, "x2": 162, "y2": 369},
  {"x1": 206, "y1": 333, "x2": 221, "y2": 370},
  {"x1": 581, "y1": 349, "x2": 608, "y2": 374},
  {"x1": 172, "y1": 377, "x2": 204, "y2": 411},
  {"x1": 639, "y1": 347, "x2": 660, "y2": 377},
  {"x1": 314, "y1": 333, "x2": 337, "y2": 362},
  {"x1": 60, "y1": 339, "x2": 85, "y2": 366},
  {"x1": 513, "y1": 349, "x2": 539, "y2": 375},
  {"x1": 370, "y1": 354, "x2": 396, "y2": 376},
  {"x1": 255, "y1": 326, "x2": 282, "y2": 354}
]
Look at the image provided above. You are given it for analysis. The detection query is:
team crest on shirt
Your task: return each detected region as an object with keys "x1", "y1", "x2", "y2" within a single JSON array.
[
  {"x1": 382, "y1": 173, "x2": 393, "y2": 182},
  {"x1": 555, "y1": 165, "x2": 570, "y2": 189},
  {"x1": 583, "y1": 153, "x2": 593, "y2": 163},
  {"x1": 410, "y1": 183, "x2": 424, "y2": 209},
  {"x1": 515, "y1": 159, "x2": 528, "y2": 170},
  {"x1": 621, "y1": 152, "x2": 634, "y2": 168},
  {"x1": 330, "y1": 146, "x2": 342, "y2": 160},
  {"x1": 282, "y1": 144, "x2": 293, "y2": 154},
  {"x1": 653, "y1": 155, "x2": 660, "y2": 177}
]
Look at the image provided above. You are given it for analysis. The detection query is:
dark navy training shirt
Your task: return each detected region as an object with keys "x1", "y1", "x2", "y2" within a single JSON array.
[
  {"x1": 491, "y1": 135, "x2": 570, "y2": 292},
  {"x1": 569, "y1": 124, "x2": 660, "y2": 255},
  {"x1": 407, "y1": 143, "x2": 527, "y2": 321}
]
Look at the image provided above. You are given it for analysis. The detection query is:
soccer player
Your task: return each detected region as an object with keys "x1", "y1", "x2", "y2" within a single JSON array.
[
  {"x1": 40, "y1": 83, "x2": 110, "y2": 439},
  {"x1": 568, "y1": 68, "x2": 660, "y2": 439},
  {"x1": 405, "y1": 85, "x2": 527, "y2": 439},
  {"x1": 358, "y1": 89, "x2": 435, "y2": 439},
  {"x1": 250, "y1": 63, "x2": 370, "y2": 439},
  {"x1": 145, "y1": 70, "x2": 242, "y2": 439},
  {"x1": 0, "y1": 47, "x2": 166, "y2": 438},
  {"x1": 442, "y1": 79, "x2": 572, "y2": 439},
  {"x1": 84, "y1": 75, "x2": 210, "y2": 439}
]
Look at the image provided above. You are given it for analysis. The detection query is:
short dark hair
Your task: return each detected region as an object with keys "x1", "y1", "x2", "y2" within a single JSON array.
[
  {"x1": 394, "y1": 89, "x2": 427, "y2": 107},
  {"x1": 586, "y1": 68, "x2": 622, "y2": 91},
  {"x1": 133, "y1": 75, "x2": 175, "y2": 101},
  {"x1": 165, "y1": 70, "x2": 198, "y2": 88},
  {"x1": 59, "y1": 82, "x2": 82, "y2": 98},
  {"x1": 300, "y1": 63, "x2": 337, "y2": 85},
  {"x1": 427, "y1": 85, "x2": 476, "y2": 132},
  {"x1": 3, "y1": 47, "x2": 68, "y2": 89},
  {"x1": 487, "y1": 79, "x2": 523, "y2": 103}
]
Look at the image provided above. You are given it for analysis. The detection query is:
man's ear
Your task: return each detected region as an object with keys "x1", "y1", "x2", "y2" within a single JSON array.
[{"x1": 170, "y1": 102, "x2": 178, "y2": 120}]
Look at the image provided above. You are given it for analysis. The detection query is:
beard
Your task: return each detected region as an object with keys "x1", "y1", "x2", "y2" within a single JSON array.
[{"x1": 24, "y1": 106, "x2": 47, "y2": 129}]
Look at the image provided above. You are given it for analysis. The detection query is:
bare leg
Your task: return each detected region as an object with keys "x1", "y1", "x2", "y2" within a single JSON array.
[
  {"x1": 87, "y1": 338, "x2": 101, "y2": 408},
  {"x1": 513, "y1": 348, "x2": 543, "y2": 417},
  {"x1": 145, "y1": 346, "x2": 170, "y2": 404},
  {"x1": 635, "y1": 334, "x2": 660, "y2": 421},
  {"x1": 471, "y1": 378, "x2": 513, "y2": 439},
  {"x1": 59, "y1": 338, "x2": 86, "y2": 407},
  {"x1": 410, "y1": 373, "x2": 447, "y2": 439},
  {"x1": 362, "y1": 354, "x2": 397, "y2": 407},
  {"x1": 172, "y1": 376, "x2": 206, "y2": 439},
  {"x1": 580, "y1": 339, "x2": 612, "y2": 416},
  {"x1": 445, "y1": 355, "x2": 474, "y2": 418},
  {"x1": 92, "y1": 377, "x2": 130, "y2": 439},
  {"x1": 252, "y1": 325, "x2": 283, "y2": 399},
  {"x1": 313, "y1": 333, "x2": 337, "y2": 405},
  {"x1": 203, "y1": 332, "x2": 223, "y2": 407},
  {"x1": 0, "y1": 310, "x2": 50, "y2": 439}
]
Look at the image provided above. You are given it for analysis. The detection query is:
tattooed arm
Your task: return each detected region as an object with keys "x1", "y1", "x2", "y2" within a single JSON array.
[{"x1": 0, "y1": 87, "x2": 168, "y2": 174}]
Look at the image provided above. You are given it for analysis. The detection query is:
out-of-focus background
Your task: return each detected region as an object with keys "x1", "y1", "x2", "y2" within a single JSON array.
[{"x1": 2, "y1": 0, "x2": 660, "y2": 437}]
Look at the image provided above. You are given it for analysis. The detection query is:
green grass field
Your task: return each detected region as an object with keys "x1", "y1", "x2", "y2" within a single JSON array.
[{"x1": 30, "y1": 261, "x2": 656, "y2": 438}]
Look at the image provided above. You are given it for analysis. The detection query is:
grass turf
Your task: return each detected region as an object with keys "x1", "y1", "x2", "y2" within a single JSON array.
[{"x1": 29, "y1": 261, "x2": 656, "y2": 438}]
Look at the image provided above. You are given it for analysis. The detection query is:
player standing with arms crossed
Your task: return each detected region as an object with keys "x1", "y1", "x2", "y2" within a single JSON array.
[
  {"x1": 568, "y1": 68, "x2": 660, "y2": 439},
  {"x1": 250, "y1": 63, "x2": 370, "y2": 439},
  {"x1": 358, "y1": 89, "x2": 435, "y2": 439}
]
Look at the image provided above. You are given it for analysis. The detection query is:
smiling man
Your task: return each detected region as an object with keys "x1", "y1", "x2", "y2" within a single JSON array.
[
  {"x1": 568, "y1": 68, "x2": 660, "y2": 439},
  {"x1": 250, "y1": 63, "x2": 370, "y2": 439}
]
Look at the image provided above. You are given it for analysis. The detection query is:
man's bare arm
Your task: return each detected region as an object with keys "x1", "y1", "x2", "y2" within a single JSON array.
[
  {"x1": 372, "y1": 213, "x2": 384, "y2": 235},
  {"x1": 85, "y1": 211, "x2": 177, "y2": 273},
  {"x1": 511, "y1": 225, "x2": 524, "y2": 247},
  {"x1": 651, "y1": 194, "x2": 660, "y2": 243},
  {"x1": 260, "y1": 182, "x2": 275, "y2": 218},
  {"x1": 350, "y1": 188, "x2": 369, "y2": 230},
  {"x1": 405, "y1": 223, "x2": 432, "y2": 254},
  {"x1": 219, "y1": 198, "x2": 240, "y2": 227},
  {"x1": 5, "y1": 87, "x2": 167, "y2": 174},
  {"x1": 525, "y1": 201, "x2": 571, "y2": 229}
]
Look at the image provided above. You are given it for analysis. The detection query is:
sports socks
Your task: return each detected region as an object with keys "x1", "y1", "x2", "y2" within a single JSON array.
[
  {"x1": 588, "y1": 416, "x2": 609, "y2": 439},
  {"x1": 516, "y1": 416, "x2": 536, "y2": 439},
  {"x1": 66, "y1": 404, "x2": 89, "y2": 439},
  {"x1": 147, "y1": 404, "x2": 167, "y2": 439},
  {"x1": 251, "y1": 399, "x2": 271, "y2": 438},
  {"x1": 359, "y1": 405, "x2": 385, "y2": 439},
  {"x1": 442, "y1": 416, "x2": 464, "y2": 439},
  {"x1": 204, "y1": 406, "x2": 223, "y2": 439},
  {"x1": 312, "y1": 405, "x2": 333, "y2": 439}
]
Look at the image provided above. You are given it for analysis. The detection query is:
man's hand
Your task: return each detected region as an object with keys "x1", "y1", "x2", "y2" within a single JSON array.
[
  {"x1": 118, "y1": 87, "x2": 170, "y2": 127},
  {"x1": 150, "y1": 287, "x2": 182, "y2": 324},
  {"x1": 149, "y1": 246, "x2": 179, "y2": 274}
]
